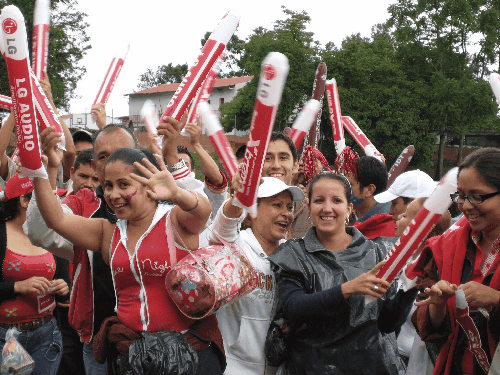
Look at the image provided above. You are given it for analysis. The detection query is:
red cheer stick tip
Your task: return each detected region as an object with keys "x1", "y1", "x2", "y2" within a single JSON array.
[
  {"x1": 342, "y1": 116, "x2": 383, "y2": 161},
  {"x1": 365, "y1": 167, "x2": 458, "y2": 305},
  {"x1": 140, "y1": 100, "x2": 162, "y2": 149},
  {"x1": 233, "y1": 52, "x2": 290, "y2": 216},
  {"x1": 490, "y1": 73, "x2": 500, "y2": 105},
  {"x1": 92, "y1": 41, "x2": 129, "y2": 125},
  {"x1": 1, "y1": 5, "x2": 47, "y2": 178},
  {"x1": 32, "y1": 0, "x2": 50, "y2": 80},
  {"x1": 387, "y1": 145, "x2": 415, "y2": 187},
  {"x1": 198, "y1": 102, "x2": 238, "y2": 181},
  {"x1": 326, "y1": 79, "x2": 345, "y2": 154},
  {"x1": 288, "y1": 99, "x2": 320, "y2": 151},
  {"x1": 160, "y1": 11, "x2": 240, "y2": 124}
]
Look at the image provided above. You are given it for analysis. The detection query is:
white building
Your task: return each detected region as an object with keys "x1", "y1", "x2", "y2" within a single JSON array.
[
  {"x1": 62, "y1": 113, "x2": 117, "y2": 131},
  {"x1": 127, "y1": 76, "x2": 253, "y2": 135}
]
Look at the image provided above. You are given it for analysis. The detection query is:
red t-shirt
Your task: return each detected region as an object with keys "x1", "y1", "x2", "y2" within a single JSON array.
[{"x1": 0, "y1": 250, "x2": 55, "y2": 323}]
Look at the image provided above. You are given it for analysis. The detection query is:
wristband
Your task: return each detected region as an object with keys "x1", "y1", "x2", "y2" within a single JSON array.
[{"x1": 167, "y1": 157, "x2": 187, "y2": 173}]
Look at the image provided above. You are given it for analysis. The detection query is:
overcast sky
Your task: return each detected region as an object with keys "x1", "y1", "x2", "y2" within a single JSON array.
[{"x1": 68, "y1": 1, "x2": 396, "y2": 118}]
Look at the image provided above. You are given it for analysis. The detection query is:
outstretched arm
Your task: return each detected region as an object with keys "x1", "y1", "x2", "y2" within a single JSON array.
[{"x1": 131, "y1": 156, "x2": 211, "y2": 250}]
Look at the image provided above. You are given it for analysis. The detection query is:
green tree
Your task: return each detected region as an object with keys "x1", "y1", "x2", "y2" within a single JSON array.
[
  {"x1": 388, "y1": 0, "x2": 500, "y2": 178},
  {"x1": 320, "y1": 26, "x2": 436, "y2": 169},
  {"x1": 136, "y1": 63, "x2": 188, "y2": 91},
  {"x1": 219, "y1": 7, "x2": 319, "y2": 132},
  {"x1": 0, "y1": 0, "x2": 90, "y2": 111}
]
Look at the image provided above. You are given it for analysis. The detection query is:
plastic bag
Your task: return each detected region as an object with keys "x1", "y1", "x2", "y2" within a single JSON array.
[
  {"x1": 1, "y1": 328, "x2": 34, "y2": 375},
  {"x1": 128, "y1": 331, "x2": 198, "y2": 375},
  {"x1": 265, "y1": 313, "x2": 289, "y2": 367}
]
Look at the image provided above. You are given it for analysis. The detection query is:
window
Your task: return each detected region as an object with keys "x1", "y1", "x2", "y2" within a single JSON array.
[{"x1": 220, "y1": 97, "x2": 225, "y2": 105}]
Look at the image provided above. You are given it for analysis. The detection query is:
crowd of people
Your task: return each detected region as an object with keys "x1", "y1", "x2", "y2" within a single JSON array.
[{"x1": 0, "y1": 73, "x2": 499, "y2": 375}]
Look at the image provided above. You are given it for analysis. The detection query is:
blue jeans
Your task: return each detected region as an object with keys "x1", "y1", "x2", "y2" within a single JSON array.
[
  {"x1": 83, "y1": 340, "x2": 107, "y2": 375},
  {"x1": 0, "y1": 316, "x2": 62, "y2": 375}
]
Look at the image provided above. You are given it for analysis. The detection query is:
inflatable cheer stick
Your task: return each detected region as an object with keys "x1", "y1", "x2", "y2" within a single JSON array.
[
  {"x1": 1, "y1": 5, "x2": 47, "y2": 178},
  {"x1": 490, "y1": 73, "x2": 500, "y2": 105},
  {"x1": 92, "y1": 42, "x2": 129, "y2": 122},
  {"x1": 325, "y1": 79, "x2": 345, "y2": 154},
  {"x1": 288, "y1": 99, "x2": 320, "y2": 150},
  {"x1": 0, "y1": 94, "x2": 13, "y2": 110},
  {"x1": 160, "y1": 11, "x2": 240, "y2": 124},
  {"x1": 199, "y1": 102, "x2": 238, "y2": 181},
  {"x1": 32, "y1": 0, "x2": 50, "y2": 80},
  {"x1": 182, "y1": 53, "x2": 225, "y2": 136},
  {"x1": 387, "y1": 145, "x2": 415, "y2": 187},
  {"x1": 303, "y1": 62, "x2": 326, "y2": 152},
  {"x1": 342, "y1": 116, "x2": 383, "y2": 161},
  {"x1": 233, "y1": 52, "x2": 289, "y2": 216},
  {"x1": 365, "y1": 167, "x2": 458, "y2": 305},
  {"x1": 30, "y1": 71, "x2": 66, "y2": 150},
  {"x1": 140, "y1": 100, "x2": 162, "y2": 149}
]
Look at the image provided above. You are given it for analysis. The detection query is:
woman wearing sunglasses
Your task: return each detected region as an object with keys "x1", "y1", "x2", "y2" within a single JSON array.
[{"x1": 411, "y1": 147, "x2": 500, "y2": 375}]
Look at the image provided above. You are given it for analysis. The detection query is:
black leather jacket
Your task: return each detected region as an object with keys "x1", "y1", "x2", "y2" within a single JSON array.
[{"x1": 269, "y1": 227, "x2": 417, "y2": 375}]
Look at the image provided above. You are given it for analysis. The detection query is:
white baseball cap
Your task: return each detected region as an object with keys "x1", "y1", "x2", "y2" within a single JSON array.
[
  {"x1": 375, "y1": 170, "x2": 437, "y2": 203},
  {"x1": 258, "y1": 177, "x2": 305, "y2": 202}
]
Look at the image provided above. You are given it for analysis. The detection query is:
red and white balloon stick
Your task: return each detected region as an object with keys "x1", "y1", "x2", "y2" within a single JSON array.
[
  {"x1": 183, "y1": 53, "x2": 224, "y2": 136},
  {"x1": 160, "y1": 11, "x2": 240, "y2": 124},
  {"x1": 92, "y1": 42, "x2": 129, "y2": 121},
  {"x1": 325, "y1": 79, "x2": 345, "y2": 154},
  {"x1": 342, "y1": 116, "x2": 383, "y2": 161},
  {"x1": 1, "y1": 5, "x2": 47, "y2": 178},
  {"x1": 288, "y1": 99, "x2": 320, "y2": 150},
  {"x1": 32, "y1": 0, "x2": 50, "y2": 80},
  {"x1": 140, "y1": 100, "x2": 162, "y2": 149},
  {"x1": 387, "y1": 145, "x2": 415, "y2": 187},
  {"x1": 233, "y1": 52, "x2": 289, "y2": 216},
  {"x1": 365, "y1": 167, "x2": 458, "y2": 304},
  {"x1": 198, "y1": 102, "x2": 238, "y2": 181}
]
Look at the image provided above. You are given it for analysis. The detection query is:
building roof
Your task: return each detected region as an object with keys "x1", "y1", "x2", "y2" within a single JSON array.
[{"x1": 129, "y1": 75, "x2": 254, "y2": 95}]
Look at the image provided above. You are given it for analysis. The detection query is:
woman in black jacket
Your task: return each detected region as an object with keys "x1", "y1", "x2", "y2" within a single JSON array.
[
  {"x1": 0, "y1": 174, "x2": 68, "y2": 375},
  {"x1": 269, "y1": 172, "x2": 417, "y2": 375}
]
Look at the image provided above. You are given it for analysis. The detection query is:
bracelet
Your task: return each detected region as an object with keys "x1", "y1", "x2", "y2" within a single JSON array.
[
  {"x1": 185, "y1": 192, "x2": 199, "y2": 212},
  {"x1": 167, "y1": 157, "x2": 187, "y2": 172}
]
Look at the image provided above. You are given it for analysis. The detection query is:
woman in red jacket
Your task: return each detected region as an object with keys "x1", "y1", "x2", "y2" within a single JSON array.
[{"x1": 412, "y1": 147, "x2": 500, "y2": 375}]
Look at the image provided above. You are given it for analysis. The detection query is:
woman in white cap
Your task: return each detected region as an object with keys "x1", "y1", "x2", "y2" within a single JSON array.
[{"x1": 207, "y1": 176, "x2": 304, "y2": 375}]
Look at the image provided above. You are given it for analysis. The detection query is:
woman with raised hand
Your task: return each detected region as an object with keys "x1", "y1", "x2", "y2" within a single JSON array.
[
  {"x1": 207, "y1": 175, "x2": 304, "y2": 375},
  {"x1": 33, "y1": 146, "x2": 225, "y2": 374},
  {"x1": 411, "y1": 147, "x2": 500, "y2": 375},
  {"x1": 269, "y1": 171, "x2": 417, "y2": 375},
  {"x1": 0, "y1": 173, "x2": 68, "y2": 375}
]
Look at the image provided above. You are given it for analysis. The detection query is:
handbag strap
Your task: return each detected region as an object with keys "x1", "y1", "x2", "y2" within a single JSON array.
[
  {"x1": 166, "y1": 211, "x2": 182, "y2": 267},
  {"x1": 202, "y1": 223, "x2": 231, "y2": 247}
]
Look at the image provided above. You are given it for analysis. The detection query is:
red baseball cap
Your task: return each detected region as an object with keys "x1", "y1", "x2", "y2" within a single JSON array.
[{"x1": 4, "y1": 173, "x2": 34, "y2": 202}]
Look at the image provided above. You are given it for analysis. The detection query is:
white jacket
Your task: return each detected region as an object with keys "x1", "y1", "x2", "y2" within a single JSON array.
[{"x1": 208, "y1": 200, "x2": 280, "y2": 375}]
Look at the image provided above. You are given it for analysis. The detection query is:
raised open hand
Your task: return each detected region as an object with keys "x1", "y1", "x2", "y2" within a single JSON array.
[{"x1": 130, "y1": 156, "x2": 179, "y2": 202}]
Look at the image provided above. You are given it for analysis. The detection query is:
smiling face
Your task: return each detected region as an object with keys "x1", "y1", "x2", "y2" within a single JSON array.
[
  {"x1": 252, "y1": 191, "x2": 294, "y2": 245},
  {"x1": 457, "y1": 166, "x2": 500, "y2": 237},
  {"x1": 309, "y1": 178, "x2": 353, "y2": 236},
  {"x1": 262, "y1": 140, "x2": 297, "y2": 185},
  {"x1": 103, "y1": 160, "x2": 151, "y2": 220}
]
